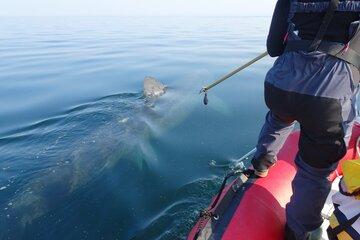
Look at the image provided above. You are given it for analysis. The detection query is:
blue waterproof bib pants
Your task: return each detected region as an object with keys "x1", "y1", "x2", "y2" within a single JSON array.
[{"x1": 252, "y1": 51, "x2": 359, "y2": 240}]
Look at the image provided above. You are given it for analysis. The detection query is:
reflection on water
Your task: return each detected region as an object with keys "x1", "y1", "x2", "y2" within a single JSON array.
[{"x1": 0, "y1": 16, "x2": 273, "y2": 239}]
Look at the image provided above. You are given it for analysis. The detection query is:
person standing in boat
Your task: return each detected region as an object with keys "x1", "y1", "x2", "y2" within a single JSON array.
[{"x1": 251, "y1": 0, "x2": 360, "y2": 239}]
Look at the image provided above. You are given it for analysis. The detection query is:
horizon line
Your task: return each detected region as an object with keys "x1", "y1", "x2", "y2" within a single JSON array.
[{"x1": 0, "y1": 14, "x2": 272, "y2": 18}]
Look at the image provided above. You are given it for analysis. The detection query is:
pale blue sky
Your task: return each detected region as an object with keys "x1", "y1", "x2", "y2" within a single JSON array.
[{"x1": 1, "y1": 0, "x2": 277, "y2": 17}]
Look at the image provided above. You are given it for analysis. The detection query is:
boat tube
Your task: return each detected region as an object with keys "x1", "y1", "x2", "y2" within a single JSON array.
[{"x1": 188, "y1": 123, "x2": 360, "y2": 240}]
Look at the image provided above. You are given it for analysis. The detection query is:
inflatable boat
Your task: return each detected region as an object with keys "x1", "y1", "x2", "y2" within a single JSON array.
[{"x1": 187, "y1": 123, "x2": 360, "y2": 240}]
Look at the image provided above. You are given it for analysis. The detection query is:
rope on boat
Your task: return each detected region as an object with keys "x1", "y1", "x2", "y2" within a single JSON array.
[
  {"x1": 199, "y1": 51, "x2": 269, "y2": 105},
  {"x1": 193, "y1": 168, "x2": 255, "y2": 240}
]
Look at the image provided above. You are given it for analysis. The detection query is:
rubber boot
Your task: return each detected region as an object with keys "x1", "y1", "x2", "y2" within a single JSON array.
[
  {"x1": 251, "y1": 154, "x2": 276, "y2": 178},
  {"x1": 309, "y1": 227, "x2": 323, "y2": 240},
  {"x1": 285, "y1": 224, "x2": 310, "y2": 240}
]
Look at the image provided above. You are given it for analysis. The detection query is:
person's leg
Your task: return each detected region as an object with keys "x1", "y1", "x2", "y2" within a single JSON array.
[
  {"x1": 285, "y1": 91, "x2": 358, "y2": 240},
  {"x1": 252, "y1": 111, "x2": 295, "y2": 176},
  {"x1": 252, "y1": 81, "x2": 296, "y2": 177},
  {"x1": 286, "y1": 155, "x2": 338, "y2": 240}
]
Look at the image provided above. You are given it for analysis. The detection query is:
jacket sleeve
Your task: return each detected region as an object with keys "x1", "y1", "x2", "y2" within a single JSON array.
[{"x1": 267, "y1": 0, "x2": 290, "y2": 57}]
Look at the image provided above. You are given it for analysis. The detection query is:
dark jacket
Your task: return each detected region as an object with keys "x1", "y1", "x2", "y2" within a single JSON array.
[{"x1": 267, "y1": 0, "x2": 360, "y2": 57}]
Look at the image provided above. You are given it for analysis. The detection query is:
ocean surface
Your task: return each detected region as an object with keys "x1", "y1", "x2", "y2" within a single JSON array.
[{"x1": 0, "y1": 16, "x2": 274, "y2": 239}]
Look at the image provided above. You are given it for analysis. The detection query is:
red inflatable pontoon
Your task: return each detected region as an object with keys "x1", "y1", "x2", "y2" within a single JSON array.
[{"x1": 188, "y1": 123, "x2": 360, "y2": 240}]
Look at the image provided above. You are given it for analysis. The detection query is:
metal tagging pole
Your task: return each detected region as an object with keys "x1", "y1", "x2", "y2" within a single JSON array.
[{"x1": 200, "y1": 51, "x2": 269, "y2": 105}]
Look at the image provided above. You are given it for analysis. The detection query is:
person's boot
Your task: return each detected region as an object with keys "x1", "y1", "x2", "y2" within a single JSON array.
[
  {"x1": 251, "y1": 154, "x2": 276, "y2": 178},
  {"x1": 309, "y1": 227, "x2": 323, "y2": 240},
  {"x1": 285, "y1": 224, "x2": 310, "y2": 240},
  {"x1": 285, "y1": 224, "x2": 297, "y2": 240}
]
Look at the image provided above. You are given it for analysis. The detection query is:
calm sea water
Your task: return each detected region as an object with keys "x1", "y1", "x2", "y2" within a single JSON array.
[{"x1": 0, "y1": 16, "x2": 274, "y2": 239}]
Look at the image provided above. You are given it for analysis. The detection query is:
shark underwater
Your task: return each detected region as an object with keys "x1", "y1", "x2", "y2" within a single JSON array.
[{"x1": 0, "y1": 76, "x2": 231, "y2": 238}]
